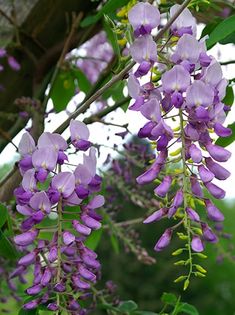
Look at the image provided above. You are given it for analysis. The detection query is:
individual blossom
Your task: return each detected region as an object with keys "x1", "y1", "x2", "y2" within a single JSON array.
[{"x1": 128, "y1": 2, "x2": 160, "y2": 37}]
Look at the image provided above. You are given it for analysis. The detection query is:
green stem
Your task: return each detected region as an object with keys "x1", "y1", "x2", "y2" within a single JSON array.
[
  {"x1": 179, "y1": 109, "x2": 193, "y2": 287},
  {"x1": 56, "y1": 197, "x2": 63, "y2": 315}
]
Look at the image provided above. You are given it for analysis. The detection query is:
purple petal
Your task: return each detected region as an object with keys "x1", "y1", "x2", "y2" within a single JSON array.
[
  {"x1": 205, "y1": 182, "x2": 225, "y2": 199},
  {"x1": 198, "y1": 165, "x2": 214, "y2": 183},
  {"x1": 128, "y1": 2, "x2": 160, "y2": 34},
  {"x1": 140, "y1": 98, "x2": 161, "y2": 122},
  {"x1": 206, "y1": 143, "x2": 231, "y2": 162},
  {"x1": 186, "y1": 207, "x2": 200, "y2": 222},
  {"x1": 162, "y1": 65, "x2": 190, "y2": 93},
  {"x1": 143, "y1": 208, "x2": 166, "y2": 223},
  {"x1": 154, "y1": 229, "x2": 172, "y2": 251},
  {"x1": 22, "y1": 169, "x2": 37, "y2": 192},
  {"x1": 205, "y1": 199, "x2": 224, "y2": 222},
  {"x1": 38, "y1": 132, "x2": 68, "y2": 151},
  {"x1": 81, "y1": 214, "x2": 101, "y2": 230},
  {"x1": 129, "y1": 35, "x2": 157, "y2": 64},
  {"x1": 87, "y1": 195, "x2": 105, "y2": 209},
  {"x1": 154, "y1": 176, "x2": 172, "y2": 197},
  {"x1": 189, "y1": 144, "x2": 202, "y2": 163},
  {"x1": 14, "y1": 229, "x2": 38, "y2": 246},
  {"x1": 63, "y1": 231, "x2": 75, "y2": 245},
  {"x1": 186, "y1": 81, "x2": 214, "y2": 108},
  {"x1": 29, "y1": 191, "x2": 51, "y2": 213},
  {"x1": 205, "y1": 157, "x2": 230, "y2": 180},
  {"x1": 18, "y1": 252, "x2": 36, "y2": 266},
  {"x1": 32, "y1": 147, "x2": 57, "y2": 171},
  {"x1": 18, "y1": 132, "x2": 36, "y2": 156},
  {"x1": 191, "y1": 235, "x2": 204, "y2": 252},
  {"x1": 214, "y1": 123, "x2": 232, "y2": 137},
  {"x1": 52, "y1": 172, "x2": 75, "y2": 198},
  {"x1": 73, "y1": 220, "x2": 91, "y2": 236},
  {"x1": 70, "y1": 119, "x2": 90, "y2": 142}
]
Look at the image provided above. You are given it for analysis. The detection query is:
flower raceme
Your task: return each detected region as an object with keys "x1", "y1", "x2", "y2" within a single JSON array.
[
  {"x1": 13, "y1": 120, "x2": 104, "y2": 314},
  {"x1": 127, "y1": 2, "x2": 231, "y2": 284}
]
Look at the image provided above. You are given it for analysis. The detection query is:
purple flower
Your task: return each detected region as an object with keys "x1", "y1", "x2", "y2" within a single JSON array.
[
  {"x1": 186, "y1": 207, "x2": 200, "y2": 222},
  {"x1": 154, "y1": 229, "x2": 172, "y2": 252},
  {"x1": 172, "y1": 34, "x2": 200, "y2": 64},
  {"x1": 186, "y1": 81, "x2": 214, "y2": 108},
  {"x1": 154, "y1": 176, "x2": 172, "y2": 197},
  {"x1": 214, "y1": 123, "x2": 232, "y2": 137},
  {"x1": 188, "y1": 144, "x2": 202, "y2": 163},
  {"x1": 81, "y1": 214, "x2": 101, "y2": 230},
  {"x1": 23, "y1": 299, "x2": 39, "y2": 310},
  {"x1": 63, "y1": 231, "x2": 75, "y2": 245},
  {"x1": 143, "y1": 208, "x2": 167, "y2": 224},
  {"x1": 18, "y1": 132, "x2": 36, "y2": 156},
  {"x1": 136, "y1": 161, "x2": 161, "y2": 185},
  {"x1": 162, "y1": 65, "x2": 191, "y2": 93},
  {"x1": 205, "y1": 199, "x2": 224, "y2": 222},
  {"x1": 70, "y1": 119, "x2": 91, "y2": 151},
  {"x1": 129, "y1": 35, "x2": 157, "y2": 65},
  {"x1": 140, "y1": 99, "x2": 161, "y2": 123},
  {"x1": 14, "y1": 229, "x2": 38, "y2": 246},
  {"x1": 41, "y1": 268, "x2": 52, "y2": 286},
  {"x1": 205, "y1": 157, "x2": 230, "y2": 180},
  {"x1": 29, "y1": 191, "x2": 51, "y2": 213},
  {"x1": 73, "y1": 220, "x2": 91, "y2": 236},
  {"x1": 206, "y1": 143, "x2": 231, "y2": 162},
  {"x1": 204, "y1": 182, "x2": 225, "y2": 199},
  {"x1": 128, "y1": 2, "x2": 160, "y2": 37},
  {"x1": 18, "y1": 252, "x2": 36, "y2": 266},
  {"x1": 191, "y1": 235, "x2": 204, "y2": 252},
  {"x1": 8, "y1": 56, "x2": 20, "y2": 71},
  {"x1": 51, "y1": 172, "x2": 75, "y2": 198},
  {"x1": 48, "y1": 246, "x2": 58, "y2": 263},
  {"x1": 26, "y1": 284, "x2": 42, "y2": 295},
  {"x1": 198, "y1": 165, "x2": 214, "y2": 183},
  {"x1": 32, "y1": 147, "x2": 58, "y2": 171},
  {"x1": 87, "y1": 195, "x2": 105, "y2": 209},
  {"x1": 201, "y1": 223, "x2": 218, "y2": 243},
  {"x1": 170, "y1": 4, "x2": 196, "y2": 37}
]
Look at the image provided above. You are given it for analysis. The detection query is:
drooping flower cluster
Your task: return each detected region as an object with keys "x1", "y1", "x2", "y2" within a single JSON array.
[
  {"x1": 12, "y1": 119, "x2": 104, "y2": 314},
  {"x1": 127, "y1": 2, "x2": 231, "y2": 279},
  {"x1": 76, "y1": 31, "x2": 113, "y2": 84}
]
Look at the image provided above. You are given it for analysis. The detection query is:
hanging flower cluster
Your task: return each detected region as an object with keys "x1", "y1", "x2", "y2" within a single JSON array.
[
  {"x1": 12, "y1": 120, "x2": 104, "y2": 314},
  {"x1": 127, "y1": 2, "x2": 231, "y2": 285}
]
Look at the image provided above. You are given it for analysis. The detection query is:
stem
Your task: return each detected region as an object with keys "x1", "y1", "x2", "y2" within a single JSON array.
[
  {"x1": 179, "y1": 109, "x2": 193, "y2": 285},
  {"x1": 56, "y1": 197, "x2": 63, "y2": 314}
]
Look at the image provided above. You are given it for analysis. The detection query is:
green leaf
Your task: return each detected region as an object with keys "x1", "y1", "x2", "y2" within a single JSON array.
[
  {"x1": 103, "y1": 15, "x2": 120, "y2": 56},
  {"x1": 110, "y1": 233, "x2": 120, "y2": 254},
  {"x1": 220, "y1": 32, "x2": 235, "y2": 45},
  {"x1": 177, "y1": 303, "x2": 199, "y2": 315},
  {"x1": 223, "y1": 85, "x2": 234, "y2": 106},
  {"x1": 216, "y1": 122, "x2": 235, "y2": 147},
  {"x1": 133, "y1": 312, "x2": 159, "y2": 315},
  {"x1": 81, "y1": 0, "x2": 129, "y2": 27},
  {"x1": 0, "y1": 204, "x2": 8, "y2": 229},
  {"x1": 51, "y1": 70, "x2": 75, "y2": 113},
  {"x1": 118, "y1": 300, "x2": 138, "y2": 312},
  {"x1": 85, "y1": 228, "x2": 103, "y2": 250},
  {"x1": 206, "y1": 15, "x2": 235, "y2": 49},
  {"x1": 18, "y1": 308, "x2": 38, "y2": 315},
  {"x1": 0, "y1": 229, "x2": 18, "y2": 260},
  {"x1": 161, "y1": 292, "x2": 177, "y2": 305},
  {"x1": 72, "y1": 68, "x2": 91, "y2": 94}
]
